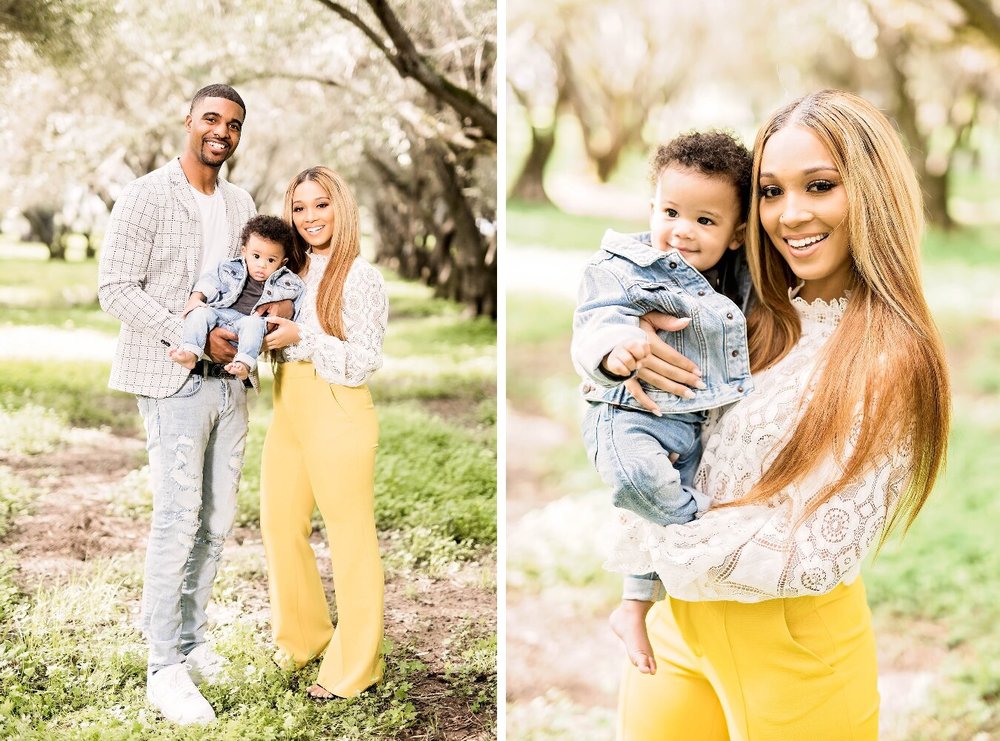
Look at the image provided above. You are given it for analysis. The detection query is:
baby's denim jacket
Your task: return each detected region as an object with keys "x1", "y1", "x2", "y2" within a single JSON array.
[
  {"x1": 193, "y1": 258, "x2": 306, "y2": 318},
  {"x1": 572, "y1": 229, "x2": 753, "y2": 411}
]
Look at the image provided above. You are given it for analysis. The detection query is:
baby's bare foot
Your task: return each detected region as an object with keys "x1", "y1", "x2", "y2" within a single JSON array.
[
  {"x1": 168, "y1": 348, "x2": 197, "y2": 369},
  {"x1": 610, "y1": 602, "x2": 657, "y2": 675},
  {"x1": 224, "y1": 361, "x2": 250, "y2": 380}
]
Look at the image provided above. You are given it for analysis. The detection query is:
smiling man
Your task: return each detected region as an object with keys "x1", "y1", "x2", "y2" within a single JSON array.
[{"x1": 98, "y1": 84, "x2": 260, "y2": 725}]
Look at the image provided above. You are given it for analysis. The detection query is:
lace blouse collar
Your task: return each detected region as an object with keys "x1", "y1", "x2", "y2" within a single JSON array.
[{"x1": 788, "y1": 283, "x2": 849, "y2": 327}]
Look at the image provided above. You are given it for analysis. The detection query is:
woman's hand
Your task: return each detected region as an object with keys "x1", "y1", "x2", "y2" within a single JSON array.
[
  {"x1": 263, "y1": 316, "x2": 302, "y2": 350},
  {"x1": 625, "y1": 312, "x2": 705, "y2": 415}
]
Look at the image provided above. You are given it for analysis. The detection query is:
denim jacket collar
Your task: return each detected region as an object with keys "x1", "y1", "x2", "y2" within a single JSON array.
[{"x1": 599, "y1": 229, "x2": 685, "y2": 268}]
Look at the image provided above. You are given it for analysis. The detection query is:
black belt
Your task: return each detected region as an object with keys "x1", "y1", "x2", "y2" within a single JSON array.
[{"x1": 191, "y1": 360, "x2": 253, "y2": 388}]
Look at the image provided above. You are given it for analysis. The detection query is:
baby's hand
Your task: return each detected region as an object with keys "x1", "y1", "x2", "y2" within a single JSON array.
[
  {"x1": 602, "y1": 339, "x2": 650, "y2": 378},
  {"x1": 182, "y1": 298, "x2": 207, "y2": 317}
]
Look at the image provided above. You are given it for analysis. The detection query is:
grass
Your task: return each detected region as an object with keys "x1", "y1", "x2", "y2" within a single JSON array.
[
  {"x1": 507, "y1": 200, "x2": 644, "y2": 251},
  {"x1": 0, "y1": 251, "x2": 497, "y2": 739},
  {"x1": 0, "y1": 468, "x2": 36, "y2": 540},
  {"x1": 0, "y1": 361, "x2": 140, "y2": 436},
  {"x1": 0, "y1": 556, "x2": 436, "y2": 740}
]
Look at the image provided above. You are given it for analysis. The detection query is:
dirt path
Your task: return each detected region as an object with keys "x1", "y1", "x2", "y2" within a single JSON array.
[{"x1": 2, "y1": 424, "x2": 496, "y2": 740}]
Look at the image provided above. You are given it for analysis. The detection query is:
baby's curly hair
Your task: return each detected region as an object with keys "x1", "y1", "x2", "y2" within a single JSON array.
[
  {"x1": 240, "y1": 215, "x2": 308, "y2": 274},
  {"x1": 240, "y1": 215, "x2": 293, "y2": 256},
  {"x1": 650, "y1": 131, "x2": 752, "y2": 220}
]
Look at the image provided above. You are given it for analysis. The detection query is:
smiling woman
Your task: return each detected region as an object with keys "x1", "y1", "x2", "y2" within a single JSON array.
[
  {"x1": 599, "y1": 89, "x2": 952, "y2": 740},
  {"x1": 757, "y1": 126, "x2": 851, "y2": 302}
]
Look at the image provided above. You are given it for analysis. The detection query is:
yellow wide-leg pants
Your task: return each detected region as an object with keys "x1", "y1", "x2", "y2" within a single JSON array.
[
  {"x1": 617, "y1": 579, "x2": 879, "y2": 741},
  {"x1": 260, "y1": 362, "x2": 384, "y2": 697}
]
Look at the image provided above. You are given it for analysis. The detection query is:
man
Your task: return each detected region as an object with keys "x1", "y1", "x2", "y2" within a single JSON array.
[{"x1": 99, "y1": 84, "x2": 281, "y2": 724}]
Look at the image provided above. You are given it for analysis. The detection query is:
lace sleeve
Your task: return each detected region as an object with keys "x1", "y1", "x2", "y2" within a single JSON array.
[
  {"x1": 604, "y1": 438, "x2": 914, "y2": 602},
  {"x1": 285, "y1": 261, "x2": 388, "y2": 387}
]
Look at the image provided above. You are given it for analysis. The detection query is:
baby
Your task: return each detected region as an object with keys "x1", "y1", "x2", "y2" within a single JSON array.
[
  {"x1": 169, "y1": 214, "x2": 305, "y2": 380},
  {"x1": 571, "y1": 131, "x2": 754, "y2": 673}
]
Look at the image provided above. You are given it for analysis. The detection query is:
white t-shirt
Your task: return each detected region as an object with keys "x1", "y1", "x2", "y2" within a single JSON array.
[{"x1": 190, "y1": 185, "x2": 230, "y2": 276}]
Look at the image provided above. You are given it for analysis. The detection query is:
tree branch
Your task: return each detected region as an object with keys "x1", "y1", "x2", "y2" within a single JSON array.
[
  {"x1": 951, "y1": 0, "x2": 1000, "y2": 50},
  {"x1": 313, "y1": 0, "x2": 496, "y2": 142}
]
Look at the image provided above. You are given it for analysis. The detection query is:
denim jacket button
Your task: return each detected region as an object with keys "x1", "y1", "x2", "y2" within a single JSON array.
[
  {"x1": 731, "y1": 350, "x2": 738, "y2": 357},
  {"x1": 697, "y1": 290, "x2": 705, "y2": 296},
  {"x1": 669, "y1": 261, "x2": 677, "y2": 269},
  {"x1": 727, "y1": 313, "x2": 734, "y2": 320},
  {"x1": 738, "y1": 386, "x2": 744, "y2": 393}
]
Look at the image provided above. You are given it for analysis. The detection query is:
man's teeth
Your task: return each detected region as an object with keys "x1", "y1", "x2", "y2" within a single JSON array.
[
  {"x1": 207, "y1": 141, "x2": 226, "y2": 150},
  {"x1": 787, "y1": 234, "x2": 827, "y2": 249}
]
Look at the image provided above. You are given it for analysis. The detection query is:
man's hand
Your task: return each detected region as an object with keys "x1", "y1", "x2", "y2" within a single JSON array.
[
  {"x1": 602, "y1": 339, "x2": 650, "y2": 378},
  {"x1": 624, "y1": 312, "x2": 705, "y2": 415},
  {"x1": 204, "y1": 327, "x2": 238, "y2": 363}
]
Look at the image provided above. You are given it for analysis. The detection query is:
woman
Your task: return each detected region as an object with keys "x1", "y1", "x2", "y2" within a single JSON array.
[
  {"x1": 608, "y1": 90, "x2": 950, "y2": 738},
  {"x1": 259, "y1": 166, "x2": 388, "y2": 699}
]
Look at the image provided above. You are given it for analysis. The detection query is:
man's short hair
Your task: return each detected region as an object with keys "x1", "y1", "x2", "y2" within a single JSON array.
[
  {"x1": 240, "y1": 215, "x2": 293, "y2": 257},
  {"x1": 190, "y1": 84, "x2": 246, "y2": 116}
]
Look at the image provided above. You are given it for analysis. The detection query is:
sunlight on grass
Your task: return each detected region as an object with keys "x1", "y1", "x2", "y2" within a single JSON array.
[
  {"x1": 0, "y1": 361, "x2": 139, "y2": 435},
  {"x1": 507, "y1": 491, "x2": 619, "y2": 607},
  {"x1": 507, "y1": 690, "x2": 616, "y2": 741},
  {"x1": 0, "y1": 404, "x2": 67, "y2": 455}
]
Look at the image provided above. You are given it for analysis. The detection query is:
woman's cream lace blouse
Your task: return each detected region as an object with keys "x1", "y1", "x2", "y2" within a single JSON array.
[
  {"x1": 606, "y1": 294, "x2": 913, "y2": 602},
  {"x1": 279, "y1": 253, "x2": 388, "y2": 386}
]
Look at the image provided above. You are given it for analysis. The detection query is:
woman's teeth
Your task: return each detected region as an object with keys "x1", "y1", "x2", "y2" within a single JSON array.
[{"x1": 787, "y1": 234, "x2": 828, "y2": 249}]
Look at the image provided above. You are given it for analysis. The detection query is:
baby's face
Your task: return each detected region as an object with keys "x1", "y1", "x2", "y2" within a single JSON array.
[
  {"x1": 241, "y1": 234, "x2": 287, "y2": 282},
  {"x1": 649, "y1": 166, "x2": 744, "y2": 272}
]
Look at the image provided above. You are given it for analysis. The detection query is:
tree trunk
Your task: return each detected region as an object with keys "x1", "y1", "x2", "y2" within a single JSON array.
[
  {"x1": 924, "y1": 171, "x2": 953, "y2": 231},
  {"x1": 22, "y1": 205, "x2": 68, "y2": 260},
  {"x1": 510, "y1": 124, "x2": 554, "y2": 204},
  {"x1": 364, "y1": 138, "x2": 496, "y2": 318}
]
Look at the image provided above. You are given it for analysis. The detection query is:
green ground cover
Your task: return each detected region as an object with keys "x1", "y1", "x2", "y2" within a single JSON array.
[{"x1": 0, "y1": 249, "x2": 497, "y2": 739}]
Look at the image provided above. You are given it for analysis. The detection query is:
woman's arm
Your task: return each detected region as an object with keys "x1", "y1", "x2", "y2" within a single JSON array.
[
  {"x1": 267, "y1": 263, "x2": 388, "y2": 386},
  {"x1": 606, "y1": 442, "x2": 912, "y2": 602},
  {"x1": 621, "y1": 313, "x2": 705, "y2": 414}
]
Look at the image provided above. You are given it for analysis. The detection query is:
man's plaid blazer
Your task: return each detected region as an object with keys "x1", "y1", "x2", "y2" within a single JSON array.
[{"x1": 98, "y1": 157, "x2": 257, "y2": 398}]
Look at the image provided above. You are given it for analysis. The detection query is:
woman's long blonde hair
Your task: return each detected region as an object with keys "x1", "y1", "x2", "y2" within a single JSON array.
[
  {"x1": 283, "y1": 166, "x2": 360, "y2": 340},
  {"x1": 742, "y1": 89, "x2": 950, "y2": 545}
]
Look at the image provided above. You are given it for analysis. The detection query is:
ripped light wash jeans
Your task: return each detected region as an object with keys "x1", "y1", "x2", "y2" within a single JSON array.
[{"x1": 137, "y1": 373, "x2": 248, "y2": 676}]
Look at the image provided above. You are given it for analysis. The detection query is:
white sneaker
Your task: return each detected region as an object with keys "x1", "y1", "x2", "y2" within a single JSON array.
[
  {"x1": 146, "y1": 663, "x2": 216, "y2": 724},
  {"x1": 186, "y1": 644, "x2": 226, "y2": 685}
]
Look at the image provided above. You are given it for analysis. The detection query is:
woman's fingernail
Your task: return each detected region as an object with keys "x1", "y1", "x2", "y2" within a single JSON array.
[
  {"x1": 652, "y1": 409, "x2": 662, "y2": 417},
  {"x1": 683, "y1": 389, "x2": 696, "y2": 399},
  {"x1": 695, "y1": 380, "x2": 707, "y2": 390}
]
